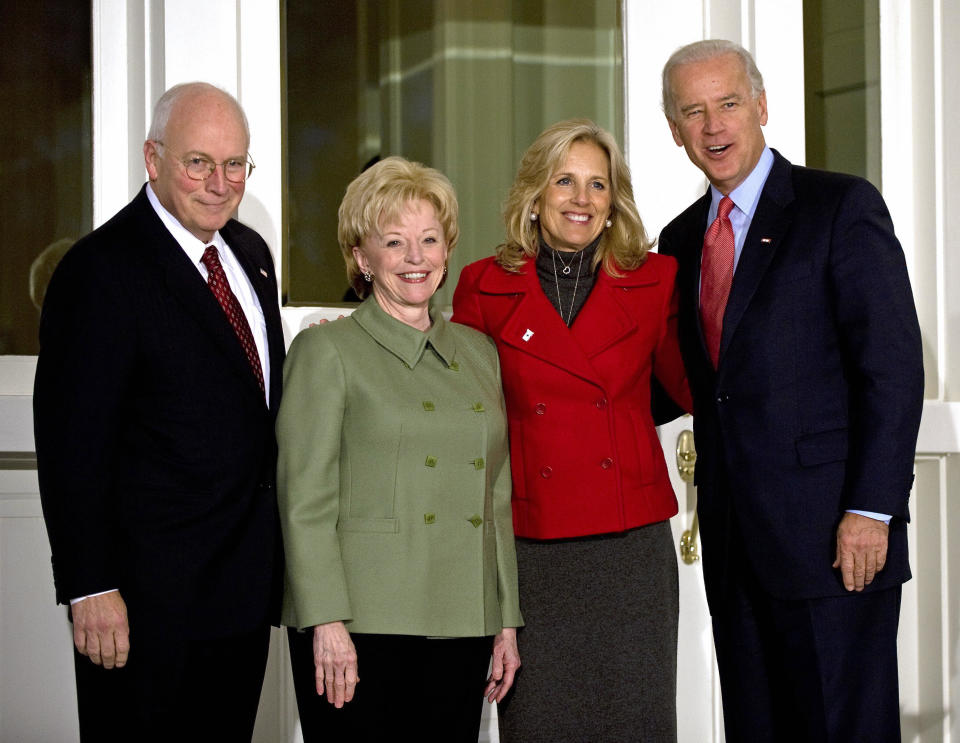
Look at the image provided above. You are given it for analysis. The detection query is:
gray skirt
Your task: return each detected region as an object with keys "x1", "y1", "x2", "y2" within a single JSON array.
[{"x1": 498, "y1": 520, "x2": 678, "y2": 743}]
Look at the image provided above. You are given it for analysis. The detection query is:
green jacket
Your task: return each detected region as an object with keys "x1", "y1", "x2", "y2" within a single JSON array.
[{"x1": 277, "y1": 297, "x2": 522, "y2": 636}]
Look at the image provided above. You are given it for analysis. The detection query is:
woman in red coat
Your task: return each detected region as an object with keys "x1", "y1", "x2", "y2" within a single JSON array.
[{"x1": 452, "y1": 119, "x2": 692, "y2": 742}]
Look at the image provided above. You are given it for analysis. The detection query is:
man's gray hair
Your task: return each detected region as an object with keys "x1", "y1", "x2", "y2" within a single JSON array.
[
  {"x1": 147, "y1": 82, "x2": 250, "y2": 147},
  {"x1": 662, "y1": 40, "x2": 765, "y2": 122}
]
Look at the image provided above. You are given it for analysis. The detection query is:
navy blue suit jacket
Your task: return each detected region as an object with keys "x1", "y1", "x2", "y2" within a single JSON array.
[
  {"x1": 34, "y1": 185, "x2": 285, "y2": 640},
  {"x1": 658, "y1": 150, "x2": 923, "y2": 606}
]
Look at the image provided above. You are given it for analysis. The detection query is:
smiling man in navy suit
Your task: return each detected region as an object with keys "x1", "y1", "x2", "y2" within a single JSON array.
[
  {"x1": 657, "y1": 40, "x2": 923, "y2": 742},
  {"x1": 34, "y1": 82, "x2": 284, "y2": 742}
]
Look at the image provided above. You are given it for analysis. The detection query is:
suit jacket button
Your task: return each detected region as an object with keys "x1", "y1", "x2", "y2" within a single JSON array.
[
  {"x1": 595, "y1": 398, "x2": 607, "y2": 409},
  {"x1": 600, "y1": 457, "x2": 613, "y2": 469},
  {"x1": 424, "y1": 513, "x2": 437, "y2": 524},
  {"x1": 468, "y1": 515, "x2": 483, "y2": 528},
  {"x1": 540, "y1": 466, "x2": 553, "y2": 478},
  {"x1": 535, "y1": 403, "x2": 546, "y2": 415}
]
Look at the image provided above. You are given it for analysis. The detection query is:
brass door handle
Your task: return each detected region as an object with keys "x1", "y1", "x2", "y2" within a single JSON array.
[
  {"x1": 675, "y1": 428, "x2": 699, "y2": 564},
  {"x1": 676, "y1": 429, "x2": 696, "y2": 483},
  {"x1": 680, "y1": 512, "x2": 700, "y2": 565}
]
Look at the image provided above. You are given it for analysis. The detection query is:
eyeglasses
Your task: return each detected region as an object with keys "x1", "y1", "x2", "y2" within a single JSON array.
[{"x1": 153, "y1": 141, "x2": 255, "y2": 183}]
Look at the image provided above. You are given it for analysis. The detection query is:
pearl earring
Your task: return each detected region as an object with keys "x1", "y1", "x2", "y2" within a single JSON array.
[
  {"x1": 529, "y1": 212, "x2": 538, "y2": 222},
  {"x1": 606, "y1": 219, "x2": 612, "y2": 228}
]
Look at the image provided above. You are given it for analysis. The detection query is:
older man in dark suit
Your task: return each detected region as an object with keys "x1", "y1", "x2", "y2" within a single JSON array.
[
  {"x1": 34, "y1": 82, "x2": 284, "y2": 741},
  {"x1": 657, "y1": 40, "x2": 923, "y2": 742}
]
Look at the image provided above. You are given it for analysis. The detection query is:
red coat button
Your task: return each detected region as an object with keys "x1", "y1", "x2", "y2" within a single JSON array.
[
  {"x1": 535, "y1": 403, "x2": 546, "y2": 415},
  {"x1": 595, "y1": 398, "x2": 607, "y2": 409},
  {"x1": 540, "y1": 466, "x2": 553, "y2": 478},
  {"x1": 600, "y1": 458, "x2": 613, "y2": 470}
]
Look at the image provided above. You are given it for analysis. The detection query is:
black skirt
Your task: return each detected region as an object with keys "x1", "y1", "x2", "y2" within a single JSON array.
[{"x1": 498, "y1": 519, "x2": 679, "y2": 742}]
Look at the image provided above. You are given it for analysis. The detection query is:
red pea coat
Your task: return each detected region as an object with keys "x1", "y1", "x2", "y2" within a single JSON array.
[{"x1": 452, "y1": 252, "x2": 692, "y2": 540}]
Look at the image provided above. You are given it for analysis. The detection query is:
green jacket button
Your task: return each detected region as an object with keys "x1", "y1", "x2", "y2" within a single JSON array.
[
  {"x1": 472, "y1": 402, "x2": 485, "y2": 412},
  {"x1": 424, "y1": 513, "x2": 437, "y2": 524},
  {"x1": 473, "y1": 457, "x2": 485, "y2": 470},
  {"x1": 468, "y1": 515, "x2": 483, "y2": 528},
  {"x1": 422, "y1": 401, "x2": 435, "y2": 411},
  {"x1": 425, "y1": 455, "x2": 438, "y2": 467},
  {"x1": 449, "y1": 361, "x2": 460, "y2": 371}
]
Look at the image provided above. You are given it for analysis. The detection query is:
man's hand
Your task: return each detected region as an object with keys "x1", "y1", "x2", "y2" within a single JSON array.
[
  {"x1": 832, "y1": 512, "x2": 889, "y2": 592},
  {"x1": 71, "y1": 590, "x2": 130, "y2": 668}
]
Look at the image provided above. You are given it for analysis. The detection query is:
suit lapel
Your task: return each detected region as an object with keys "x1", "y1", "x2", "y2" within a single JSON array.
[
  {"x1": 477, "y1": 263, "x2": 601, "y2": 385},
  {"x1": 571, "y1": 267, "x2": 657, "y2": 358},
  {"x1": 133, "y1": 191, "x2": 269, "y2": 404},
  {"x1": 673, "y1": 193, "x2": 712, "y2": 363},
  {"x1": 719, "y1": 152, "x2": 796, "y2": 366},
  {"x1": 222, "y1": 222, "x2": 285, "y2": 410}
]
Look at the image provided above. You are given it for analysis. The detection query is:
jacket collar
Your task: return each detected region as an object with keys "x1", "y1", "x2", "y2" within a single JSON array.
[
  {"x1": 472, "y1": 257, "x2": 661, "y2": 385},
  {"x1": 130, "y1": 185, "x2": 273, "y2": 407},
  {"x1": 718, "y1": 149, "x2": 796, "y2": 366},
  {"x1": 351, "y1": 296, "x2": 457, "y2": 369}
]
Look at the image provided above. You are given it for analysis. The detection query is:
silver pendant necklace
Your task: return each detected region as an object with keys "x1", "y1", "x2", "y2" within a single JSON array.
[
  {"x1": 554, "y1": 248, "x2": 577, "y2": 275},
  {"x1": 551, "y1": 247, "x2": 586, "y2": 326}
]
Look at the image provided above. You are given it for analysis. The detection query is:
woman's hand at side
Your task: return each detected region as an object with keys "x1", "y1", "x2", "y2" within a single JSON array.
[
  {"x1": 313, "y1": 621, "x2": 359, "y2": 707},
  {"x1": 485, "y1": 627, "x2": 520, "y2": 703}
]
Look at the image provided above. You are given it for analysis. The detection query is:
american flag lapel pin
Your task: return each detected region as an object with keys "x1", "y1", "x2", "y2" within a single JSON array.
[
  {"x1": 760, "y1": 237, "x2": 773, "y2": 244},
  {"x1": 522, "y1": 329, "x2": 534, "y2": 342}
]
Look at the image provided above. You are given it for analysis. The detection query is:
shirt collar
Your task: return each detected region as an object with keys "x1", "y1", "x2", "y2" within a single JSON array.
[
  {"x1": 146, "y1": 182, "x2": 227, "y2": 261},
  {"x1": 351, "y1": 296, "x2": 457, "y2": 369},
  {"x1": 709, "y1": 146, "x2": 774, "y2": 220}
]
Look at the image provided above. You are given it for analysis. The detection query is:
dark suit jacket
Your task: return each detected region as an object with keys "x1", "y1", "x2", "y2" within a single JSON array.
[
  {"x1": 34, "y1": 185, "x2": 284, "y2": 640},
  {"x1": 658, "y1": 150, "x2": 923, "y2": 606}
]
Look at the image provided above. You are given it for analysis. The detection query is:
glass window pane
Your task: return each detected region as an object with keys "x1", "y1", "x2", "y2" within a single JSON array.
[
  {"x1": 283, "y1": 0, "x2": 623, "y2": 306},
  {"x1": 803, "y1": 0, "x2": 881, "y2": 188},
  {"x1": 0, "y1": 2, "x2": 92, "y2": 355}
]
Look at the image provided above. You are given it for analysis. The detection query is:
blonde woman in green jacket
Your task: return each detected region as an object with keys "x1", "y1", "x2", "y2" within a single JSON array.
[{"x1": 277, "y1": 157, "x2": 522, "y2": 742}]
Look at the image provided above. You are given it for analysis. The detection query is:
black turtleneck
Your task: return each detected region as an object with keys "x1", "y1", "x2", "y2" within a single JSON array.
[{"x1": 535, "y1": 233, "x2": 601, "y2": 327}]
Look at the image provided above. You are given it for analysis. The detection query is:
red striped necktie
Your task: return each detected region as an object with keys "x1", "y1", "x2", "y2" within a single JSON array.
[
  {"x1": 201, "y1": 245, "x2": 265, "y2": 393},
  {"x1": 700, "y1": 196, "x2": 735, "y2": 367}
]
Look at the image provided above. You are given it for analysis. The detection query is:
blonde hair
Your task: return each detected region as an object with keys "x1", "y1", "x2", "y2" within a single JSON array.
[
  {"x1": 496, "y1": 118, "x2": 651, "y2": 275},
  {"x1": 338, "y1": 156, "x2": 460, "y2": 299}
]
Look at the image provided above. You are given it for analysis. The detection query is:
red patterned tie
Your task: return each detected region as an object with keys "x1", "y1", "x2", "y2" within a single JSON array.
[
  {"x1": 700, "y1": 196, "x2": 735, "y2": 367},
  {"x1": 201, "y1": 245, "x2": 265, "y2": 393}
]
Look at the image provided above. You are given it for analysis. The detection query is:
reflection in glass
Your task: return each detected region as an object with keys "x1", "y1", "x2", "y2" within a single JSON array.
[
  {"x1": 0, "y1": 2, "x2": 92, "y2": 355},
  {"x1": 803, "y1": 0, "x2": 881, "y2": 188},
  {"x1": 284, "y1": 0, "x2": 622, "y2": 306}
]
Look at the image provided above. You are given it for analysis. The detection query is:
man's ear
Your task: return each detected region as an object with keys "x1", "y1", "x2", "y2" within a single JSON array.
[
  {"x1": 757, "y1": 90, "x2": 768, "y2": 126},
  {"x1": 144, "y1": 141, "x2": 160, "y2": 181},
  {"x1": 668, "y1": 117, "x2": 684, "y2": 147}
]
